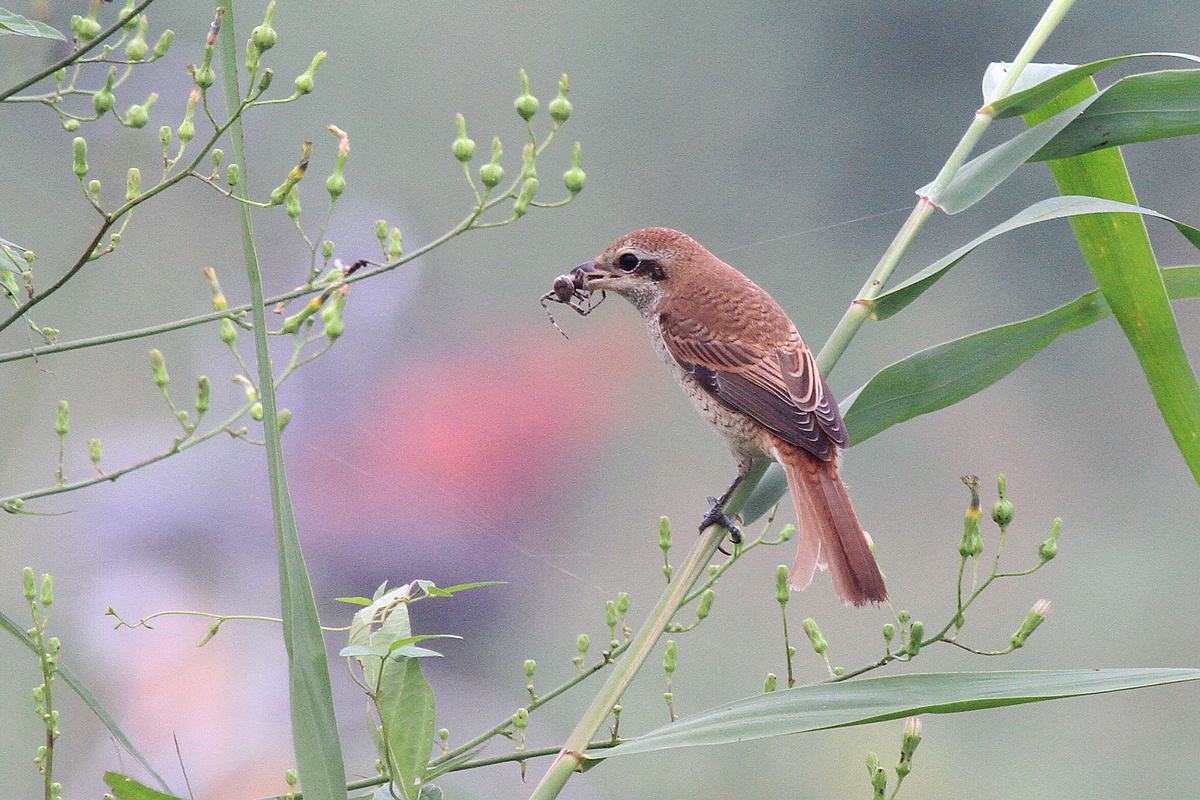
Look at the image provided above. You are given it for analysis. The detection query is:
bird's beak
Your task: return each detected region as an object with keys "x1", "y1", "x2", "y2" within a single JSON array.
[{"x1": 571, "y1": 259, "x2": 609, "y2": 291}]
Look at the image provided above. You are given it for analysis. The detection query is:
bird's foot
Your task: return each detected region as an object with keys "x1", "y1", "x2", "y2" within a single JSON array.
[{"x1": 701, "y1": 495, "x2": 742, "y2": 555}]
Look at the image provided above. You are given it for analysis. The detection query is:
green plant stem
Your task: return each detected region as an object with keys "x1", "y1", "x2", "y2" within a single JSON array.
[
  {"x1": 215, "y1": 5, "x2": 346, "y2": 798},
  {"x1": 0, "y1": 86, "x2": 263, "y2": 338},
  {"x1": 1, "y1": 332, "x2": 320, "y2": 507},
  {"x1": 0, "y1": 0, "x2": 158, "y2": 103},
  {"x1": 815, "y1": 0, "x2": 1078, "y2": 376},
  {"x1": 0, "y1": 162, "x2": 572, "y2": 367},
  {"x1": 528, "y1": 460, "x2": 767, "y2": 799}
]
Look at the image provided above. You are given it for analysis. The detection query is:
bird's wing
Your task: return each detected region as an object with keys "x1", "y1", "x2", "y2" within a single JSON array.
[{"x1": 659, "y1": 312, "x2": 847, "y2": 458}]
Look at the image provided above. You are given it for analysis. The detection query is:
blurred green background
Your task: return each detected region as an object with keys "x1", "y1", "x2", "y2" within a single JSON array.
[{"x1": 2, "y1": 1, "x2": 1199, "y2": 798}]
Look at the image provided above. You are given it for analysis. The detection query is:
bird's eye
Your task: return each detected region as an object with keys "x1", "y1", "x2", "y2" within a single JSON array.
[{"x1": 617, "y1": 253, "x2": 640, "y2": 271}]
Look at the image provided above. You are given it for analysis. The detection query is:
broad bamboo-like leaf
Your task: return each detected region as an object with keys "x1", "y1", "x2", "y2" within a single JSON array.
[
  {"x1": 1031, "y1": 70, "x2": 1200, "y2": 162},
  {"x1": 841, "y1": 267, "x2": 1200, "y2": 445},
  {"x1": 0, "y1": 8, "x2": 65, "y2": 40},
  {"x1": 1, "y1": 610, "x2": 172, "y2": 792},
  {"x1": 103, "y1": 773, "x2": 185, "y2": 800},
  {"x1": 599, "y1": 669, "x2": 1200, "y2": 758},
  {"x1": 216, "y1": 4, "x2": 347, "y2": 798},
  {"x1": 928, "y1": 64, "x2": 1200, "y2": 213},
  {"x1": 982, "y1": 53, "x2": 1200, "y2": 117},
  {"x1": 1026, "y1": 78, "x2": 1200, "y2": 488},
  {"x1": 872, "y1": 195, "x2": 1200, "y2": 321},
  {"x1": 378, "y1": 658, "x2": 437, "y2": 800}
]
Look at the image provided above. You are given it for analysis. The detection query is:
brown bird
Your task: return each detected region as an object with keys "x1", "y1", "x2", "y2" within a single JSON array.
[{"x1": 567, "y1": 227, "x2": 886, "y2": 606}]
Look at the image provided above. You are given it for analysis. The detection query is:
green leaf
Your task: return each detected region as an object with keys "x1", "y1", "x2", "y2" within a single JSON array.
[
  {"x1": 983, "y1": 52, "x2": 1200, "y2": 118},
  {"x1": 103, "y1": 772, "x2": 185, "y2": 800},
  {"x1": 420, "y1": 580, "x2": 506, "y2": 596},
  {"x1": 215, "y1": 4, "x2": 347, "y2": 798},
  {"x1": 872, "y1": 195, "x2": 1200, "y2": 321},
  {"x1": 378, "y1": 658, "x2": 437, "y2": 800},
  {"x1": 1, "y1": 610, "x2": 172, "y2": 793},
  {"x1": 841, "y1": 267, "x2": 1200, "y2": 445},
  {"x1": 336, "y1": 596, "x2": 374, "y2": 605},
  {"x1": 386, "y1": 634, "x2": 462, "y2": 653},
  {"x1": 1025, "y1": 77, "x2": 1200, "y2": 488},
  {"x1": 928, "y1": 62, "x2": 1200, "y2": 213},
  {"x1": 600, "y1": 669, "x2": 1200, "y2": 758},
  {"x1": 0, "y1": 8, "x2": 65, "y2": 40},
  {"x1": 1032, "y1": 70, "x2": 1200, "y2": 162}
]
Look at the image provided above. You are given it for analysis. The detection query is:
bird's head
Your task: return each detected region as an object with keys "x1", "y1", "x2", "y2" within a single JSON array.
[{"x1": 570, "y1": 227, "x2": 708, "y2": 313}]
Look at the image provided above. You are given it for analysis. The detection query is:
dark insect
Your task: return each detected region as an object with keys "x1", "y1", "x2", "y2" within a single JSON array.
[{"x1": 540, "y1": 269, "x2": 606, "y2": 339}]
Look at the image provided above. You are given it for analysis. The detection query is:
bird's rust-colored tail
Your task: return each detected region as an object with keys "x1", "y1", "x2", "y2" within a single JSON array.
[{"x1": 778, "y1": 447, "x2": 886, "y2": 606}]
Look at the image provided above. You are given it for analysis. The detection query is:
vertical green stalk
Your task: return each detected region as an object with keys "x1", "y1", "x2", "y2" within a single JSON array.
[
  {"x1": 529, "y1": 2, "x2": 1078, "y2": 797},
  {"x1": 816, "y1": 0, "x2": 1079, "y2": 376},
  {"x1": 215, "y1": 4, "x2": 346, "y2": 799},
  {"x1": 528, "y1": 461, "x2": 767, "y2": 799}
]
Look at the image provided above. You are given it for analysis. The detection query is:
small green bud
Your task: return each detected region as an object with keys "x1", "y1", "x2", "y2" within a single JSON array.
[
  {"x1": 55, "y1": 400, "x2": 69, "y2": 437},
  {"x1": 219, "y1": 317, "x2": 237, "y2": 345},
  {"x1": 93, "y1": 69, "x2": 116, "y2": 114},
  {"x1": 1011, "y1": 599, "x2": 1050, "y2": 649},
  {"x1": 549, "y1": 73, "x2": 572, "y2": 123},
  {"x1": 1040, "y1": 517, "x2": 1061, "y2": 562},
  {"x1": 320, "y1": 286, "x2": 347, "y2": 341},
  {"x1": 616, "y1": 591, "x2": 630, "y2": 614},
  {"x1": 226, "y1": 163, "x2": 240, "y2": 187},
  {"x1": 278, "y1": 409, "x2": 292, "y2": 430},
  {"x1": 866, "y1": 751, "x2": 880, "y2": 775},
  {"x1": 125, "y1": 92, "x2": 158, "y2": 128},
  {"x1": 801, "y1": 617, "x2": 827, "y2": 655},
  {"x1": 959, "y1": 475, "x2": 983, "y2": 558},
  {"x1": 125, "y1": 168, "x2": 141, "y2": 202},
  {"x1": 23, "y1": 567, "x2": 36, "y2": 602},
  {"x1": 375, "y1": 219, "x2": 388, "y2": 244},
  {"x1": 210, "y1": 149, "x2": 224, "y2": 171},
  {"x1": 62, "y1": 119, "x2": 80, "y2": 132},
  {"x1": 513, "y1": 177, "x2": 538, "y2": 218},
  {"x1": 763, "y1": 672, "x2": 777, "y2": 693},
  {"x1": 576, "y1": 633, "x2": 589, "y2": 655},
  {"x1": 479, "y1": 137, "x2": 504, "y2": 188},
  {"x1": 282, "y1": 296, "x2": 324, "y2": 335},
  {"x1": 159, "y1": 125, "x2": 172, "y2": 149},
  {"x1": 294, "y1": 51, "x2": 327, "y2": 95},
  {"x1": 77, "y1": 16, "x2": 102, "y2": 41},
  {"x1": 326, "y1": 173, "x2": 346, "y2": 199},
  {"x1": 285, "y1": 186, "x2": 301, "y2": 221},
  {"x1": 901, "y1": 715, "x2": 922, "y2": 761},
  {"x1": 663, "y1": 639, "x2": 677, "y2": 674},
  {"x1": 519, "y1": 142, "x2": 537, "y2": 181},
  {"x1": 250, "y1": 402, "x2": 264, "y2": 421},
  {"x1": 72, "y1": 137, "x2": 88, "y2": 178},
  {"x1": 871, "y1": 765, "x2": 887, "y2": 795},
  {"x1": 512, "y1": 707, "x2": 529, "y2": 729},
  {"x1": 152, "y1": 29, "x2": 174, "y2": 58},
  {"x1": 257, "y1": 67, "x2": 273, "y2": 94},
  {"x1": 285, "y1": 769, "x2": 298, "y2": 787},
  {"x1": 196, "y1": 376, "x2": 211, "y2": 415},
  {"x1": 992, "y1": 474, "x2": 1015, "y2": 527},
  {"x1": 563, "y1": 141, "x2": 586, "y2": 194},
  {"x1": 40, "y1": 573, "x2": 53, "y2": 607},
  {"x1": 833, "y1": 666, "x2": 844, "y2": 676},
  {"x1": 149, "y1": 349, "x2": 169, "y2": 388},
  {"x1": 514, "y1": 68, "x2": 539, "y2": 120},
  {"x1": 898, "y1": 610, "x2": 910, "y2": 625},
  {"x1": 882, "y1": 623, "x2": 895, "y2": 643},
  {"x1": 451, "y1": 113, "x2": 476, "y2": 162},
  {"x1": 195, "y1": 64, "x2": 215, "y2": 89},
  {"x1": 438, "y1": 729, "x2": 450, "y2": 745},
  {"x1": 659, "y1": 516, "x2": 672, "y2": 552},
  {"x1": 252, "y1": 24, "x2": 277, "y2": 52},
  {"x1": 696, "y1": 589, "x2": 714, "y2": 620},
  {"x1": 178, "y1": 118, "x2": 195, "y2": 143},
  {"x1": 775, "y1": 564, "x2": 790, "y2": 604},
  {"x1": 125, "y1": 16, "x2": 149, "y2": 61},
  {"x1": 605, "y1": 600, "x2": 619, "y2": 628},
  {"x1": 322, "y1": 240, "x2": 334, "y2": 259},
  {"x1": 88, "y1": 179, "x2": 102, "y2": 201},
  {"x1": 524, "y1": 659, "x2": 537, "y2": 678},
  {"x1": 777, "y1": 523, "x2": 796, "y2": 542},
  {"x1": 387, "y1": 227, "x2": 403, "y2": 260},
  {"x1": 906, "y1": 621, "x2": 924, "y2": 657},
  {"x1": 89, "y1": 438, "x2": 103, "y2": 468}
]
